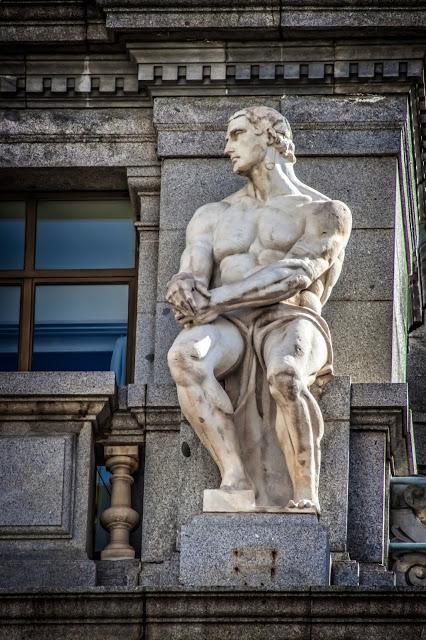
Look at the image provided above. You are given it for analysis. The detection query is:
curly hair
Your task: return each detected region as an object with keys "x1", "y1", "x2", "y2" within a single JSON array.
[{"x1": 228, "y1": 106, "x2": 296, "y2": 163}]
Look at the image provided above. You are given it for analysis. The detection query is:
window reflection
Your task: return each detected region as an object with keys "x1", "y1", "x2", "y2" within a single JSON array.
[
  {"x1": 32, "y1": 284, "x2": 128, "y2": 383},
  {"x1": 36, "y1": 200, "x2": 135, "y2": 269},
  {"x1": 0, "y1": 286, "x2": 20, "y2": 371},
  {"x1": 0, "y1": 201, "x2": 26, "y2": 270}
]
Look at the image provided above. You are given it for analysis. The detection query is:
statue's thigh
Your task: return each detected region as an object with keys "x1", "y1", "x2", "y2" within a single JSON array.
[
  {"x1": 263, "y1": 319, "x2": 328, "y2": 382},
  {"x1": 171, "y1": 317, "x2": 244, "y2": 379}
]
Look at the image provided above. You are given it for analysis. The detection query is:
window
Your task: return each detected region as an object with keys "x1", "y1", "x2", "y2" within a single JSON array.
[{"x1": 0, "y1": 194, "x2": 137, "y2": 384}]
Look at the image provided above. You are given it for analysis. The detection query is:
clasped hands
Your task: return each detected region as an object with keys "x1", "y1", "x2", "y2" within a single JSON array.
[{"x1": 166, "y1": 273, "x2": 219, "y2": 327}]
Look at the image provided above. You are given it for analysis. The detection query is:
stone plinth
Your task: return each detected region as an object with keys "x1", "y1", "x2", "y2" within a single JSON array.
[
  {"x1": 0, "y1": 372, "x2": 116, "y2": 589},
  {"x1": 180, "y1": 513, "x2": 330, "y2": 587}
]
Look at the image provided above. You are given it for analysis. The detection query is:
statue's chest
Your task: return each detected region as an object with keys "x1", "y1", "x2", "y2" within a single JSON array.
[
  {"x1": 213, "y1": 202, "x2": 306, "y2": 261},
  {"x1": 213, "y1": 206, "x2": 258, "y2": 259},
  {"x1": 257, "y1": 208, "x2": 305, "y2": 252}
]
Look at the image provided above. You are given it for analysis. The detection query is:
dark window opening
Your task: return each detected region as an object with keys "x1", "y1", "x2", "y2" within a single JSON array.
[{"x1": 0, "y1": 194, "x2": 137, "y2": 383}]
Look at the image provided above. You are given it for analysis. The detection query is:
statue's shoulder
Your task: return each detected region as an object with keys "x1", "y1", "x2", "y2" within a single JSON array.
[
  {"x1": 310, "y1": 198, "x2": 352, "y2": 236},
  {"x1": 188, "y1": 185, "x2": 247, "y2": 228},
  {"x1": 187, "y1": 199, "x2": 230, "y2": 236}
]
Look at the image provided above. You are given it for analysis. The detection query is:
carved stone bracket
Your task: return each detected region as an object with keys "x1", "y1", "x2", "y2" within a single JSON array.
[
  {"x1": 392, "y1": 552, "x2": 426, "y2": 586},
  {"x1": 390, "y1": 477, "x2": 426, "y2": 585},
  {"x1": 100, "y1": 445, "x2": 140, "y2": 560}
]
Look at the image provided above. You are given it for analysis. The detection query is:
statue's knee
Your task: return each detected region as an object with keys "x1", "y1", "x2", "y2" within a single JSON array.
[
  {"x1": 167, "y1": 341, "x2": 206, "y2": 386},
  {"x1": 268, "y1": 366, "x2": 303, "y2": 402}
]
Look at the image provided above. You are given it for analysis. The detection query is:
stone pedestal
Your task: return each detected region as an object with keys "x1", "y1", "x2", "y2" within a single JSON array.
[
  {"x1": 180, "y1": 513, "x2": 330, "y2": 587},
  {"x1": 0, "y1": 372, "x2": 116, "y2": 589}
]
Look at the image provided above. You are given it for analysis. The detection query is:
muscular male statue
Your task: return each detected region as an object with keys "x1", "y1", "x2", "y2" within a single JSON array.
[{"x1": 167, "y1": 106, "x2": 351, "y2": 513}]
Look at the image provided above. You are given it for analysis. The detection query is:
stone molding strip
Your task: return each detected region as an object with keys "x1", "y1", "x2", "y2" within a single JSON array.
[{"x1": 1, "y1": 50, "x2": 424, "y2": 96}]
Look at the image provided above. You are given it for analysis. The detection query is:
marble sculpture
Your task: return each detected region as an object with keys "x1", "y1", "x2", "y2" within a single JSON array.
[{"x1": 167, "y1": 106, "x2": 352, "y2": 513}]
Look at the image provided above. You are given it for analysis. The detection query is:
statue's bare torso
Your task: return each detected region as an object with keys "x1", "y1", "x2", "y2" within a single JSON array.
[{"x1": 191, "y1": 186, "x2": 340, "y2": 313}]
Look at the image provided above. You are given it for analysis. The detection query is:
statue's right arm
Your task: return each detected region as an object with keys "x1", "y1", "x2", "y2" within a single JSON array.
[
  {"x1": 166, "y1": 203, "x2": 221, "y2": 319},
  {"x1": 176, "y1": 204, "x2": 219, "y2": 287}
]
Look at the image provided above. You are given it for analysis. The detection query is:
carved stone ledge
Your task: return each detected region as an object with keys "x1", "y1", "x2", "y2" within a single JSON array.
[
  {"x1": 351, "y1": 383, "x2": 415, "y2": 475},
  {"x1": 0, "y1": 371, "x2": 117, "y2": 427},
  {"x1": 128, "y1": 42, "x2": 424, "y2": 90}
]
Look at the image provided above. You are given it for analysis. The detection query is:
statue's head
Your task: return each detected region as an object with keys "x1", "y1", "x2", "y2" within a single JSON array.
[{"x1": 224, "y1": 106, "x2": 296, "y2": 175}]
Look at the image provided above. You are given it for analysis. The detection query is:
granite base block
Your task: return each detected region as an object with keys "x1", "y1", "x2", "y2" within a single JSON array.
[
  {"x1": 96, "y1": 559, "x2": 140, "y2": 588},
  {"x1": 180, "y1": 513, "x2": 330, "y2": 587},
  {"x1": 0, "y1": 559, "x2": 96, "y2": 589},
  {"x1": 359, "y1": 562, "x2": 396, "y2": 587},
  {"x1": 331, "y1": 553, "x2": 360, "y2": 586}
]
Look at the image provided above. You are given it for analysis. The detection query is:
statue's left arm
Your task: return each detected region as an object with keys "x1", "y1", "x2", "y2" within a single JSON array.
[{"x1": 201, "y1": 200, "x2": 352, "y2": 319}]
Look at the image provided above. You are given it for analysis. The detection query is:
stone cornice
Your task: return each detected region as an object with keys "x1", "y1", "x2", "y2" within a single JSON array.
[
  {"x1": 128, "y1": 41, "x2": 425, "y2": 91},
  {"x1": 94, "y1": 1, "x2": 426, "y2": 38}
]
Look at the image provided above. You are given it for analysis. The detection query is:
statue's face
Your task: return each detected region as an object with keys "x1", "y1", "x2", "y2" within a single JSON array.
[{"x1": 224, "y1": 115, "x2": 268, "y2": 175}]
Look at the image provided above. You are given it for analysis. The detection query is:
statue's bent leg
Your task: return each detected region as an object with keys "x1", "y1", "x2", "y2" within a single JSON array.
[
  {"x1": 263, "y1": 319, "x2": 328, "y2": 511},
  {"x1": 167, "y1": 318, "x2": 251, "y2": 490}
]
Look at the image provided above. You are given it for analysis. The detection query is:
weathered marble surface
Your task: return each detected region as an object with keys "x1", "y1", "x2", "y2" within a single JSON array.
[{"x1": 166, "y1": 106, "x2": 352, "y2": 514}]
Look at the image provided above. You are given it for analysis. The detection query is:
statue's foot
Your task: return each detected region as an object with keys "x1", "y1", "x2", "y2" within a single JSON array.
[
  {"x1": 220, "y1": 472, "x2": 253, "y2": 492},
  {"x1": 287, "y1": 498, "x2": 320, "y2": 514}
]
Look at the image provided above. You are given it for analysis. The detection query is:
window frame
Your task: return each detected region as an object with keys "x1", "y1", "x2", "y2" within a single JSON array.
[{"x1": 0, "y1": 192, "x2": 137, "y2": 382}]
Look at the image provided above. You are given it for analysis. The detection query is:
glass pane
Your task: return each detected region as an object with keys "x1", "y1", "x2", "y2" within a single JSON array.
[
  {"x1": 0, "y1": 201, "x2": 26, "y2": 269},
  {"x1": 0, "y1": 286, "x2": 20, "y2": 371},
  {"x1": 32, "y1": 284, "x2": 128, "y2": 383},
  {"x1": 35, "y1": 200, "x2": 135, "y2": 269}
]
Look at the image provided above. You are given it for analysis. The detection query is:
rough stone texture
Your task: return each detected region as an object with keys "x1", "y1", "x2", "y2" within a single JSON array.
[
  {"x1": 141, "y1": 430, "x2": 180, "y2": 563},
  {"x1": 317, "y1": 375, "x2": 351, "y2": 422},
  {"x1": 351, "y1": 382, "x2": 408, "y2": 409},
  {"x1": 296, "y1": 156, "x2": 397, "y2": 230},
  {"x1": 413, "y1": 419, "x2": 426, "y2": 473},
  {"x1": 0, "y1": 371, "x2": 116, "y2": 396},
  {"x1": 0, "y1": 435, "x2": 73, "y2": 530},
  {"x1": 152, "y1": 302, "x2": 180, "y2": 385},
  {"x1": 323, "y1": 301, "x2": 394, "y2": 382},
  {"x1": 408, "y1": 325, "x2": 426, "y2": 414},
  {"x1": 318, "y1": 420, "x2": 350, "y2": 551},
  {"x1": 0, "y1": 108, "x2": 155, "y2": 168},
  {"x1": 146, "y1": 383, "x2": 178, "y2": 407},
  {"x1": 332, "y1": 228, "x2": 394, "y2": 301},
  {"x1": 392, "y1": 171, "x2": 409, "y2": 383},
  {"x1": 134, "y1": 311, "x2": 156, "y2": 384},
  {"x1": 331, "y1": 554, "x2": 360, "y2": 586},
  {"x1": 0, "y1": 420, "x2": 95, "y2": 587},
  {"x1": 359, "y1": 563, "x2": 396, "y2": 587},
  {"x1": 348, "y1": 430, "x2": 387, "y2": 563},
  {"x1": 180, "y1": 513, "x2": 330, "y2": 587},
  {"x1": 137, "y1": 230, "x2": 159, "y2": 314},
  {"x1": 96, "y1": 559, "x2": 140, "y2": 588},
  {"x1": 127, "y1": 383, "x2": 146, "y2": 409},
  {"x1": 0, "y1": 587, "x2": 424, "y2": 640},
  {"x1": 160, "y1": 158, "x2": 245, "y2": 231},
  {"x1": 0, "y1": 560, "x2": 96, "y2": 589},
  {"x1": 156, "y1": 228, "x2": 187, "y2": 301},
  {"x1": 177, "y1": 420, "x2": 221, "y2": 534}
]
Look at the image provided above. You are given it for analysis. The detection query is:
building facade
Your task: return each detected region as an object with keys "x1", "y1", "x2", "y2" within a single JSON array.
[{"x1": 0, "y1": 1, "x2": 426, "y2": 637}]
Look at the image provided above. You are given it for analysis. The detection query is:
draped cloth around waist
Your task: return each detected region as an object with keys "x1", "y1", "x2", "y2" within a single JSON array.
[{"x1": 222, "y1": 301, "x2": 333, "y2": 506}]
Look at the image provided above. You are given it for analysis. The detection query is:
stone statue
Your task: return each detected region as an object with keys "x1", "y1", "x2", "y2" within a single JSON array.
[{"x1": 166, "y1": 106, "x2": 352, "y2": 513}]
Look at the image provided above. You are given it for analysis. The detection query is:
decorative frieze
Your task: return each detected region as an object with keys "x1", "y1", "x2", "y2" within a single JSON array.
[{"x1": 128, "y1": 42, "x2": 424, "y2": 87}]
